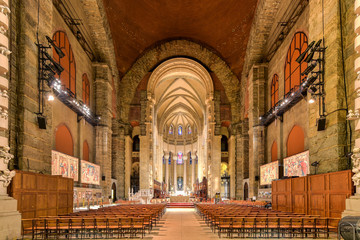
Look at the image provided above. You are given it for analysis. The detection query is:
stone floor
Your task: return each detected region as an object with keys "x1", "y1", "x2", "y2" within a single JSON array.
[
  {"x1": 22, "y1": 208, "x2": 339, "y2": 240},
  {"x1": 144, "y1": 208, "x2": 338, "y2": 240}
]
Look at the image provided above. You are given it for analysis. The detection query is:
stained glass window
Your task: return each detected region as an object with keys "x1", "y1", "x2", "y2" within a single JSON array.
[
  {"x1": 189, "y1": 152, "x2": 192, "y2": 165},
  {"x1": 169, "y1": 125, "x2": 174, "y2": 135},
  {"x1": 177, "y1": 152, "x2": 183, "y2": 164},
  {"x1": 187, "y1": 125, "x2": 192, "y2": 134},
  {"x1": 178, "y1": 125, "x2": 182, "y2": 136},
  {"x1": 169, "y1": 153, "x2": 171, "y2": 165}
]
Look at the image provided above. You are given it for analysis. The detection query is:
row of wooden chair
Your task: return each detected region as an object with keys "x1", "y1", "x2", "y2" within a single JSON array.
[
  {"x1": 195, "y1": 204, "x2": 339, "y2": 239},
  {"x1": 22, "y1": 204, "x2": 166, "y2": 239},
  {"x1": 215, "y1": 216, "x2": 339, "y2": 238}
]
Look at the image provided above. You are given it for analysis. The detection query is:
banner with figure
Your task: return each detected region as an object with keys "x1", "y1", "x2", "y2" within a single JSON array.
[
  {"x1": 81, "y1": 160, "x2": 100, "y2": 185},
  {"x1": 284, "y1": 150, "x2": 309, "y2": 177},
  {"x1": 260, "y1": 161, "x2": 279, "y2": 185},
  {"x1": 51, "y1": 150, "x2": 79, "y2": 181}
]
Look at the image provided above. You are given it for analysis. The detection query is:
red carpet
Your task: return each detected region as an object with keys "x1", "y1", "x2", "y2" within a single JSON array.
[{"x1": 167, "y1": 202, "x2": 194, "y2": 208}]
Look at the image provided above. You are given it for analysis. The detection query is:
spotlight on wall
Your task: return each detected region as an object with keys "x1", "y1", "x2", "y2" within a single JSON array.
[
  {"x1": 301, "y1": 62, "x2": 317, "y2": 76},
  {"x1": 46, "y1": 36, "x2": 65, "y2": 58},
  {"x1": 296, "y1": 41, "x2": 315, "y2": 63},
  {"x1": 43, "y1": 52, "x2": 64, "y2": 74},
  {"x1": 304, "y1": 40, "x2": 322, "y2": 63},
  {"x1": 47, "y1": 93, "x2": 55, "y2": 101},
  {"x1": 308, "y1": 95, "x2": 316, "y2": 104}
]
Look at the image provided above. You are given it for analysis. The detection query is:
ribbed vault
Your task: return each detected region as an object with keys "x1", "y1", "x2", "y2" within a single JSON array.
[{"x1": 148, "y1": 58, "x2": 213, "y2": 136}]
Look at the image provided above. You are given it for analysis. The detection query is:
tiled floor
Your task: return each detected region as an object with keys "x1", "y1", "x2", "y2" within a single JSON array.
[
  {"x1": 150, "y1": 208, "x2": 219, "y2": 240},
  {"x1": 146, "y1": 208, "x2": 338, "y2": 240}
]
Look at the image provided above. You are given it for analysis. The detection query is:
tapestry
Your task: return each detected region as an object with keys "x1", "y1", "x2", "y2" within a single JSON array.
[
  {"x1": 51, "y1": 150, "x2": 79, "y2": 181},
  {"x1": 81, "y1": 160, "x2": 100, "y2": 185},
  {"x1": 284, "y1": 150, "x2": 310, "y2": 177},
  {"x1": 260, "y1": 161, "x2": 279, "y2": 185}
]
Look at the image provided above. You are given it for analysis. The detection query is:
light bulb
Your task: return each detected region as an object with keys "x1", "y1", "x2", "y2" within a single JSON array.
[{"x1": 47, "y1": 93, "x2": 55, "y2": 101}]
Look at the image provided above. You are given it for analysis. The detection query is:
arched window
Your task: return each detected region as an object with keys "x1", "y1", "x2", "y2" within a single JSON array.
[
  {"x1": 189, "y1": 152, "x2": 192, "y2": 165},
  {"x1": 284, "y1": 32, "x2": 308, "y2": 95},
  {"x1": 132, "y1": 135, "x2": 140, "y2": 152},
  {"x1": 83, "y1": 140, "x2": 89, "y2": 162},
  {"x1": 221, "y1": 135, "x2": 228, "y2": 152},
  {"x1": 187, "y1": 125, "x2": 192, "y2": 134},
  {"x1": 52, "y1": 31, "x2": 76, "y2": 94},
  {"x1": 271, "y1": 74, "x2": 279, "y2": 108},
  {"x1": 177, "y1": 152, "x2": 183, "y2": 164},
  {"x1": 55, "y1": 124, "x2": 73, "y2": 156},
  {"x1": 287, "y1": 125, "x2": 305, "y2": 157},
  {"x1": 178, "y1": 125, "x2": 183, "y2": 136},
  {"x1": 82, "y1": 74, "x2": 90, "y2": 106},
  {"x1": 271, "y1": 141, "x2": 278, "y2": 162},
  {"x1": 169, "y1": 125, "x2": 173, "y2": 135}
]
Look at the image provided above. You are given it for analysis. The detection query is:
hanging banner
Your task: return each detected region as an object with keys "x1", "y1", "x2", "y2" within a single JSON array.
[
  {"x1": 51, "y1": 150, "x2": 79, "y2": 181},
  {"x1": 260, "y1": 161, "x2": 279, "y2": 185},
  {"x1": 284, "y1": 150, "x2": 310, "y2": 177},
  {"x1": 81, "y1": 160, "x2": 100, "y2": 185}
]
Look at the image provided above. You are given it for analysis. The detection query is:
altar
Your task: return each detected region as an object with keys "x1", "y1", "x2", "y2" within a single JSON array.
[{"x1": 170, "y1": 195, "x2": 190, "y2": 203}]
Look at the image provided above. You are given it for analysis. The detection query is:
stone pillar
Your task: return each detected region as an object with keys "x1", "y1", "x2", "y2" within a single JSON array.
[
  {"x1": 247, "y1": 64, "x2": 267, "y2": 199},
  {"x1": 228, "y1": 135, "x2": 236, "y2": 199},
  {"x1": 124, "y1": 135, "x2": 132, "y2": 199},
  {"x1": 234, "y1": 120, "x2": 249, "y2": 200},
  {"x1": 139, "y1": 91, "x2": 151, "y2": 190},
  {"x1": 164, "y1": 151, "x2": 169, "y2": 192},
  {"x1": 183, "y1": 155, "x2": 187, "y2": 192},
  {"x1": 191, "y1": 152, "x2": 195, "y2": 191},
  {"x1": 174, "y1": 155, "x2": 177, "y2": 192},
  {"x1": 211, "y1": 135, "x2": 221, "y2": 197},
  {"x1": 94, "y1": 63, "x2": 113, "y2": 198},
  {"x1": 112, "y1": 120, "x2": 126, "y2": 199},
  {"x1": 0, "y1": 0, "x2": 21, "y2": 237}
]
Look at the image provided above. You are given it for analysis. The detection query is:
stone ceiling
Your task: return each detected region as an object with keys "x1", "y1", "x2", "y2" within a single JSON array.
[{"x1": 102, "y1": 0, "x2": 258, "y2": 79}]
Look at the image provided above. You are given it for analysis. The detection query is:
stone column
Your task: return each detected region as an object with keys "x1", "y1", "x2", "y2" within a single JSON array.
[
  {"x1": 112, "y1": 121, "x2": 126, "y2": 199},
  {"x1": 124, "y1": 134, "x2": 132, "y2": 199},
  {"x1": 191, "y1": 152, "x2": 196, "y2": 191},
  {"x1": 94, "y1": 63, "x2": 114, "y2": 199},
  {"x1": 174, "y1": 155, "x2": 177, "y2": 192},
  {"x1": 247, "y1": 64, "x2": 267, "y2": 199},
  {"x1": 164, "y1": 151, "x2": 169, "y2": 192},
  {"x1": 0, "y1": 0, "x2": 21, "y2": 237},
  {"x1": 183, "y1": 155, "x2": 187, "y2": 192},
  {"x1": 139, "y1": 91, "x2": 151, "y2": 190},
  {"x1": 211, "y1": 135, "x2": 222, "y2": 196},
  {"x1": 228, "y1": 135, "x2": 236, "y2": 199}
]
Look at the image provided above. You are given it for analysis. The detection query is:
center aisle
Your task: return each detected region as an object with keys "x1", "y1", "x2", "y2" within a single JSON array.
[{"x1": 151, "y1": 208, "x2": 220, "y2": 240}]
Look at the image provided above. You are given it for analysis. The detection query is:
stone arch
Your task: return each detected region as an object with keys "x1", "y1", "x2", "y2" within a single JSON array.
[{"x1": 118, "y1": 39, "x2": 240, "y2": 123}]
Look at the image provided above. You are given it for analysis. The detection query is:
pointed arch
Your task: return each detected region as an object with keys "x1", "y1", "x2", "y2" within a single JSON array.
[
  {"x1": 287, "y1": 125, "x2": 305, "y2": 157},
  {"x1": 55, "y1": 124, "x2": 74, "y2": 156},
  {"x1": 271, "y1": 74, "x2": 279, "y2": 108},
  {"x1": 82, "y1": 73, "x2": 90, "y2": 106},
  {"x1": 83, "y1": 140, "x2": 89, "y2": 162},
  {"x1": 52, "y1": 31, "x2": 76, "y2": 94},
  {"x1": 284, "y1": 32, "x2": 308, "y2": 95},
  {"x1": 271, "y1": 141, "x2": 278, "y2": 162}
]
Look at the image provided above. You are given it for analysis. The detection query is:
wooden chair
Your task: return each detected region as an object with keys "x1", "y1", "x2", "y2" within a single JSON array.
[
  {"x1": 279, "y1": 217, "x2": 292, "y2": 238},
  {"x1": 119, "y1": 217, "x2": 132, "y2": 238},
  {"x1": 231, "y1": 217, "x2": 244, "y2": 238},
  {"x1": 132, "y1": 217, "x2": 145, "y2": 238},
  {"x1": 291, "y1": 217, "x2": 303, "y2": 238},
  {"x1": 218, "y1": 217, "x2": 232, "y2": 238},
  {"x1": 83, "y1": 218, "x2": 95, "y2": 239},
  {"x1": 95, "y1": 218, "x2": 108, "y2": 239},
  {"x1": 69, "y1": 218, "x2": 83, "y2": 239},
  {"x1": 107, "y1": 218, "x2": 120, "y2": 239},
  {"x1": 243, "y1": 217, "x2": 256, "y2": 238}
]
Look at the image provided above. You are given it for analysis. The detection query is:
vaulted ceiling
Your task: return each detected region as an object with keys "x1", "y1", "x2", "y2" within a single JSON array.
[{"x1": 102, "y1": 0, "x2": 258, "y2": 79}]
